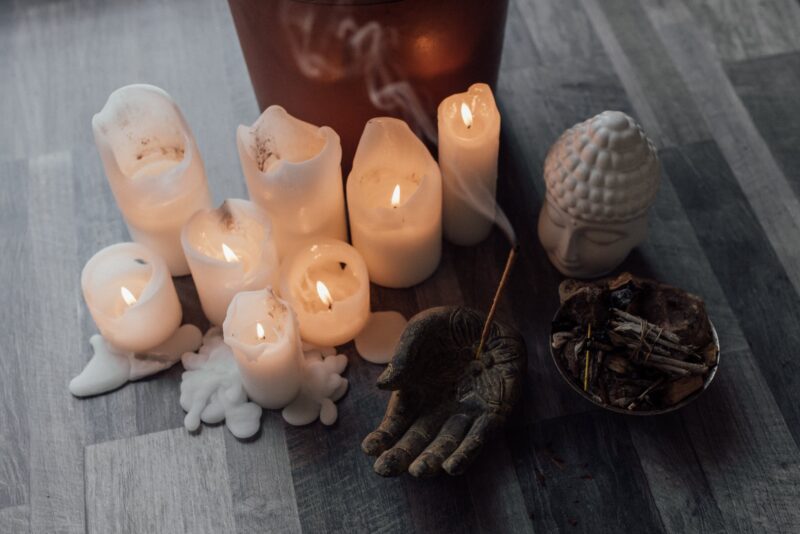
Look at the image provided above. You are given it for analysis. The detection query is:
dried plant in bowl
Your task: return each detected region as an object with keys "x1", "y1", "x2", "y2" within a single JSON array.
[{"x1": 551, "y1": 273, "x2": 719, "y2": 414}]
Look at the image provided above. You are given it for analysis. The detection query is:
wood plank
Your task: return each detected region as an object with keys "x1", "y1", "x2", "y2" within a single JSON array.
[
  {"x1": 0, "y1": 159, "x2": 30, "y2": 511},
  {"x1": 223, "y1": 414, "x2": 302, "y2": 534},
  {"x1": 582, "y1": 0, "x2": 711, "y2": 148},
  {"x1": 725, "y1": 51, "x2": 800, "y2": 200},
  {"x1": 0, "y1": 505, "x2": 29, "y2": 533},
  {"x1": 500, "y1": 0, "x2": 540, "y2": 73},
  {"x1": 682, "y1": 0, "x2": 800, "y2": 62},
  {"x1": 640, "y1": 0, "x2": 800, "y2": 297},
  {"x1": 663, "y1": 140, "x2": 800, "y2": 445},
  {"x1": 25, "y1": 151, "x2": 86, "y2": 533},
  {"x1": 85, "y1": 427, "x2": 237, "y2": 534},
  {"x1": 508, "y1": 411, "x2": 666, "y2": 533}
]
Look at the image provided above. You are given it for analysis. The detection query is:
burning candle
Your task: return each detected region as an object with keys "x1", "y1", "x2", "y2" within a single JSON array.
[
  {"x1": 346, "y1": 118, "x2": 442, "y2": 288},
  {"x1": 222, "y1": 288, "x2": 304, "y2": 409},
  {"x1": 237, "y1": 105, "x2": 347, "y2": 259},
  {"x1": 181, "y1": 199, "x2": 280, "y2": 325},
  {"x1": 437, "y1": 83, "x2": 501, "y2": 246},
  {"x1": 81, "y1": 242, "x2": 182, "y2": 352},
  {"x1": 280, "y1": 239, "x2": 370, "y2": 347},
  {"x1": 93, "y1": 84, "x2": 212, "y2": 275}
]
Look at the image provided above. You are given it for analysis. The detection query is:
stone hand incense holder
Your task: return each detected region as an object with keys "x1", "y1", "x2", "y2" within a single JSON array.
[
  {"x1": 550, "y1": 273, "x2": 720, "y2": 414},
  {"x1": 362, "y1": 306, "x2": 526, "y2": 478}
]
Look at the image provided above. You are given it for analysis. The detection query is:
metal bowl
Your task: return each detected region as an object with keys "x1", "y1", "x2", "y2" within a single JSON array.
[{"x1": 549, "y1": 311, "x2": 720, "y2": 416}]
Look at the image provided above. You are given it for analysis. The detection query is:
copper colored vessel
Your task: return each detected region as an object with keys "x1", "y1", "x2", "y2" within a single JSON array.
[{"x1": 228, "y1": 0, "x2": 509, "y2": 163}]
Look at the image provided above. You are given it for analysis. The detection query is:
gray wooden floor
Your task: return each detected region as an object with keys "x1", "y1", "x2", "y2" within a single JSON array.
[{"x1": 2, "y1": 0, "x2": 800, "y2": 532}]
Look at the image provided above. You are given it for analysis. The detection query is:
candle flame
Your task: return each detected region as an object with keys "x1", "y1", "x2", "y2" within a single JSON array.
[
  {"x1": 461, "y1": 102, "x2": 473, "y2": 128},
  {"x1": 391, "y1": 184, "x2": 401, "y2": 208},
  {"x1": 256, "y1": 322, "x2": 266, "y2": 341},
  {"x1": 316, "y1": 280, "x2": 333, "y2": 309},
  {"x1": 222, "y1": 243, "x2": 239, "y2": 263},
  {"x1": 120, "y1": 286, "x2": 137, "y2": 306}
]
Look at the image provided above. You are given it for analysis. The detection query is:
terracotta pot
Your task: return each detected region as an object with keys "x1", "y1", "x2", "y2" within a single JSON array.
[{"x1": 228, "y1": 0, "x2": 509, "y2": 165}]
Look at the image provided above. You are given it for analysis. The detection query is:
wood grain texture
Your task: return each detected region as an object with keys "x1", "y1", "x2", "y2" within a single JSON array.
[
  {"x1": 682, "y1": 0, "x2": 800, "y2": 61},
  {"x1": 641, "y1": 0, "x2": 800, "y2": 297},
  {"x1": 3, "y1": 0, "x2": 800, "y2": 531},
  {"x1": 85, "y1": 427, "x2": 237, "y2": 534},
  {"x1": 726, "y1": 51, "x2": 800, "y2": 200}
]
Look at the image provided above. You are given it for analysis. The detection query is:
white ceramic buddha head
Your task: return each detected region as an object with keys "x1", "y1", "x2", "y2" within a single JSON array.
[{"x1": 538, "y1": 111, "x2": 660, "y2": 278}]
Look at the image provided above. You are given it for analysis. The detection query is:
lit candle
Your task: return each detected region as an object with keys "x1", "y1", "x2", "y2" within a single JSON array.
[
  {"x1": 346, "y1": 117, "x2": 442, "y2": 288},
  {"x1": 280, "y1": 239, "x2": 370, "y2": 347},
  {"x1": 437, "y1": 83, "x2": 501, "y2": 246},
  {"x1": 237, "y1": 105, "x2": 347, "y2": 259},
  {"x1": 181, "y1": 199, "x2": 280, "y2": 325},
  {"x1": 93, "y1": 84, "x2": 212, "y2": 275},
  {"x1": 222, "y1": 288, "x2": 304, "y2": 409},
  {"x1": 81, "y1": 242, "x2": 182, "y2": 352}
]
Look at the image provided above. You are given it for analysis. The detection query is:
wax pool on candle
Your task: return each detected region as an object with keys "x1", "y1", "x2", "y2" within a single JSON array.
[
  {"x1": 181, "y1": 199, "x2": 279, "y2": 325},
  {"x1": 237, "y1": 105, "x2": 347, "y2": 259},
  {"x1": 346, "y1": 118, "x2": 442, "y2": 288},
  {"x1": 280, "y1": 239, "x2": 370, "y2": 347},
  {"x1": 93, "y1": 84, "x2": 212, "y2": 275},
  {"x1": 223, "y1": 288, "x2": 303, "y2": 409},
  {"x1": 438, "y1": 83, "x2": 501, "y2": 246},
  {"x1": 81, "y1": 242, "x2": 182, "y2": 352}
]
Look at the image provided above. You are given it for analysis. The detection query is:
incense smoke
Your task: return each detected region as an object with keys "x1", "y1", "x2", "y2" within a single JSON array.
[
  {"x1": 281, "y1": 2, "x2": 517, "y2": 246},
  {"x1": 281, "y1": 2, "x2": 437, "y2": 143}
]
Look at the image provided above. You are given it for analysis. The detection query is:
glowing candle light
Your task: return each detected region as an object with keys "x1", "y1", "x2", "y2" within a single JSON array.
[
  {"x1": 316, "y1": 280, "x2": 333, "y2": 309},
  {"x1": 461, "y1": 102, "x2": 473, "y2": 129},
  {"x1": 438, "y1": 83, "x2": 501, "y2": 246},
  {"x1": 181, "y1": 199, "x2": 279, "y2": 325},
  {"x1": 346, "y1": 118, "x2": 442, "y2": 288},
  {"x1": 222, "y1": 243, "x2": 239, "y2": 263},
  {"x1": 82, "y1": 242, "x2": 182, "y2": 352},
  {"x1": 280, "y1": 239, "x2": 370, "y2": 347},
  {"x1": 256, "y1": 321, "x2": 266, "y2": 341},
  {"x1": 120, "y1": 286, "x2": 137, "y2": 307}
]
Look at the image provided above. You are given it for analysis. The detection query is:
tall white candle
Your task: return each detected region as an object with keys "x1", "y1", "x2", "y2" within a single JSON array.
[
  {"x1": 93, "y1": 84, "x2": 212, "y2": 275},
  {"x1": 346, "y1": 118, "x2": 442, "y2": 288},
  {"x1": 81, "y1": 242, "x2": 182, "y2": 352},
  {"x1": 280, "y1": 239, "x2": 370, "y2": 347},
  {"x1": 222, "y1": 288, "x2": 303, "y2": 409},
  {"x1": 437, "y1": 83, "x2": 501, "y2": 246},
  {"x1": 181, "y1": 199, "x2": 280, "y2": 326},
  {"x1": 237, "y1": 105, "x2": 347, "y2": 259}
]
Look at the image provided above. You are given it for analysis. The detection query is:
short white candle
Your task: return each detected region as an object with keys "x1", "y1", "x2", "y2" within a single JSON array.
[
  {"x1": 81, "y1": 242, "x2": 182, "y2": 352},
  {"x1": 237, "y1": 105, "x2": 347, "y2": 259},
  {"x1": 438, "y1": 83, "x2": 501, "y2": 246},
  {"x1": 93, "y1": 84, "x2": 212, "y2": 275},
  {"x1": 280, "y1": 239, "x2": 370, "y2": 347},
  {"x1": 181, "y1": 199, "x2": 280, "y2": 326},
  {"x1": 222, "y1": 288, "x2": 303, "y2": 409},
  {"x1": 346, "y1": 118, "x2": 442, "y2": 288}
]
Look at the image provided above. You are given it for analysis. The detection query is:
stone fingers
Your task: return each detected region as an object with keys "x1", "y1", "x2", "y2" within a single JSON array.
[
  {"x1": 373, "y1": 411, "x2": 449, "y2": 477},
  {"x1": 361, "y1": 391, "x2": 417, "y2": 456},
  {"x1": 408, "y1": 413, "x2": 474, "y2": 478},
  {"x1": 442, "y1": 413, "x2": 502, "y2": 476}
]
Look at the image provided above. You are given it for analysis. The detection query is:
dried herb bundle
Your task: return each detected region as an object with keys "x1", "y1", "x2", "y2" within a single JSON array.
[{"x1": 551, "y1": 273, "x2": 718, "y2": 413}]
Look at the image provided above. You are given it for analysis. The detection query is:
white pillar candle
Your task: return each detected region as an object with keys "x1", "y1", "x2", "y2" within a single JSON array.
[
  {"x1": 237, "y1": 105, "x2": 347, "y2": 259},
  {"x1": 181, "y1": 199, "x2": 280, "y2": 326},
  {"x1": 92, "y1": 84, "x2": 212, "y2": 275},
  {"x1": 222, "y1": 288, "x2": 303, "y2": 409},
  {"x1": 280, "y1": 238, "x2": 370, "y2": 347},
  {"x1": 346, "y1": 118, "x2": 442, "y2": 288},
  {"x1": 81, "y1": 242, "x2": 182, "y2": 352},
  {"x1": 437, "y1": 83, "x2": 501, "y2": 246}
]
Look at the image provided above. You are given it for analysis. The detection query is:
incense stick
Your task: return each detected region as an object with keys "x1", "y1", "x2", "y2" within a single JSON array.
[{"x1": 475, "y1": 245, "x2": 519, "y2": 360}]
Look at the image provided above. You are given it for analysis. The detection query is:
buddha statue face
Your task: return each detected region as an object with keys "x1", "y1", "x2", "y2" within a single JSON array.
[
  {"x1": 537, "y1": 110, "x2": 660, "y2": 279},
  {"x1": 538, "y1": 198, "x2": 647, "y2": 278}
]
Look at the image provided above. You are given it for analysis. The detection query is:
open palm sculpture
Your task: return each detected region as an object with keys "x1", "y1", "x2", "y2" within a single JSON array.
[{"x1": 362, "y1": 306, "x2": 526, "y2": 477}]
